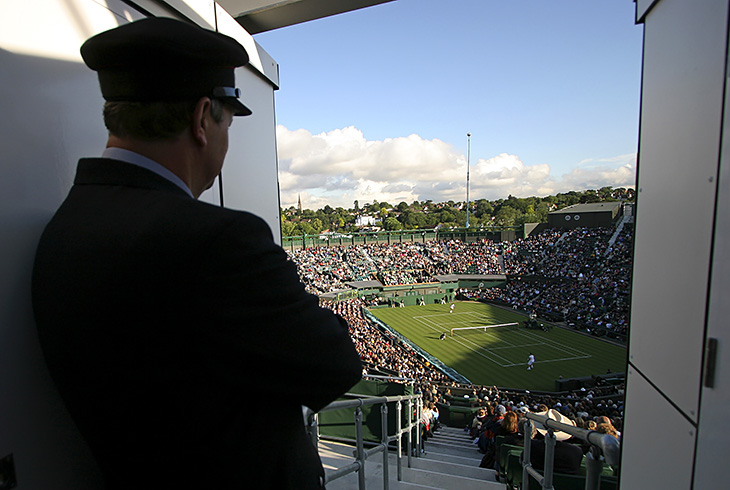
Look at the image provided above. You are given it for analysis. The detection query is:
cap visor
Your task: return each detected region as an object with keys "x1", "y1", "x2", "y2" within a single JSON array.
[{"x1": 230, "y1": 99, "x2": 252, "y2": 116}]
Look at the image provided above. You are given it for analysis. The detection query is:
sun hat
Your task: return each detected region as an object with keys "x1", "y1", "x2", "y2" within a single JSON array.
[{"x1": 534, "y1": 409, "x2": 575, "y2": 441}]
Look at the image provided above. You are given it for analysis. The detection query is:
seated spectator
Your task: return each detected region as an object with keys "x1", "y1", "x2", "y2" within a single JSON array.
[
  {"x1": 430, "y1": 402, "x2": 441, "y2": 430},
  {"x1": 495, "y1": 411, "x2": 522, "y2": 446},
  {"x1": 478, "y1": 404, "x2": 506, "y2": 453},
  {"x1": 529, "y1": 409, "x2": 584, "y2": 475},
  {"x1": 470, "y1": 408, "x2": 487, "y2": 438},
  {"x1": 480, "y1": 410, "x2": 521, "y2": 469},
  {"x1": 596, "y1": 422, "x2": 619, "y2": 440}
]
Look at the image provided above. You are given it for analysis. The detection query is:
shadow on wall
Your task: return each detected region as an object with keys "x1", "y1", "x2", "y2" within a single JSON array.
[{"x1": 0, "y1": 48, "x2": 104, "y2": 489}]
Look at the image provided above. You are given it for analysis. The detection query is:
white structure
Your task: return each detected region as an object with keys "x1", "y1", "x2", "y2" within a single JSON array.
[
  {"x1": 355, "y1": 215, "x2": 377, "y2": 227},
  {"x1": 622, "y1": 1, "x2": 730, "y2": 488}
]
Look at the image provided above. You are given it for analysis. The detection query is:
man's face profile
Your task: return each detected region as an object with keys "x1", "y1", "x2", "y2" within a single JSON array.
[{"x1": 202, "y1": 103, "x2": 235, "y2": 192}]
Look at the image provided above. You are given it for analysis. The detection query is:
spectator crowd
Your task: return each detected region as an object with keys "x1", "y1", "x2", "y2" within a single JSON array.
[{"x1": 290, "y1": 224, "x2": 633, "y2": 337}]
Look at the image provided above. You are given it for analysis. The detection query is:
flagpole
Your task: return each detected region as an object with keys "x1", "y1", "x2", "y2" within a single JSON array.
[{"x1": 466, "y1": 132, "x2": 471, "y2": 228}]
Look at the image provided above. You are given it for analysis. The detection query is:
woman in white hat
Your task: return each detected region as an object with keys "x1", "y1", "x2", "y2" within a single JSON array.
[{"x1": 529, "y1": 409, "x2": 584, "y2": 475}]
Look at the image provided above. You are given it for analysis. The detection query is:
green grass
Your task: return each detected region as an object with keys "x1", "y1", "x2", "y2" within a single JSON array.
[{"x1": 370, "y1": 301, "x2": 627, "y2": 392}]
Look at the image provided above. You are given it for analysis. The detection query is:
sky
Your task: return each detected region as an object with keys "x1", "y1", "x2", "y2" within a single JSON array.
[{"x1": 254, "y1": 0, "x2": 643, "y2": 210}]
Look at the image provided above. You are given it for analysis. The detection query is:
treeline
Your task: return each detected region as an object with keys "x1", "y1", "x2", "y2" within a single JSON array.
[{"x1": 281, "y1": 187, "x2": 634, "y2": 237}]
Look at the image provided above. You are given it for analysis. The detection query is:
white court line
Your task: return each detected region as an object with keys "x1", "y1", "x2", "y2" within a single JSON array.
[
  {"x1": 453, "y1": 327, "x2": 517, "y2": 348},
  {"x1": 452, "y1": 333, "x2": 514, "y2": 364},
  {"x1": 413, "y1": 312, "x2": 484, "y2": 327},
  {"x1": 512, "y1": 327, "x2": 591, "y2": 358},
  {"x1": 412, "y1": 312, "x2": 592, "y2": 367},
  {"x1": 415, "y1": 315, "x2": 514, "y2": 366},
  {"x1": 488, "y1": 342, "x2": 546, "y2": 351},
  {"x1": 451, "y1": 336, "x2": 514, "y2": 366},
  {"x1": 501, "y1": 354, "x2": 592, "y2": 367},
  {"x1": 415, "y1": 314, "x2": 516, "y2": 348}
]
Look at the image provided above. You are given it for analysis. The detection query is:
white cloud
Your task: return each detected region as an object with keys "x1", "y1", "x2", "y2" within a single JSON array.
[{"x1": 276, "y1": 125, "x2": 636, "y2": 209}]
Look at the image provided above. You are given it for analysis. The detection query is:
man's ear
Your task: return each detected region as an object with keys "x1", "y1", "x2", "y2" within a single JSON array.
[{"x1": 191, "y1": 97, "x2": 212, "y2": 147}]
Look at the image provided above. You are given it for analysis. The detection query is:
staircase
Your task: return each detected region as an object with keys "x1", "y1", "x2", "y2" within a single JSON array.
[
  {"x1": 607, "y1": 215, "x2": 631, "y2": 249},
  {"x1": 319, "y1": 426, "x2": 504, "y2": 489}
]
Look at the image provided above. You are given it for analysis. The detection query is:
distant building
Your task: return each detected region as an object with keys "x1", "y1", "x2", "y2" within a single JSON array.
[
  {"x1": 355, "y1": 215, "x2": 377, "y2": 227},
  {"x1": 547, "y1": 202, "x2": 622, "y2": 229}
]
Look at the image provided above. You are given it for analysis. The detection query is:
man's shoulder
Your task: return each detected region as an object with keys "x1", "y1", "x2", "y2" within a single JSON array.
[
  {"x1": 74, "y1": 157, "x2": 270, "y2": 226},
  {"x1": 55, "y1": 166, "x2": 275, "y2": 250},
  {"x1": 191, "y1": 201, "x2": 272, "y2": 234}
]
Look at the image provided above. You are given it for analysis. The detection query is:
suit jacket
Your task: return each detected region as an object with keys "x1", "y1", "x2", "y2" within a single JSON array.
[{"x1": 32, "y1": 158, "x2": 362, "y2": 489}]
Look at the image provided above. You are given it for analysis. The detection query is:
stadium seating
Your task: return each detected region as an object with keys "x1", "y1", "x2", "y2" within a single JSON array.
[
  {"x1": 503, "y1": 448, "x2": 617, "y2": 489},
  {"x1": 497, "y1": 443, "x2": 523, "y2": 481},
  {"x1": 505, "y1": 451, "x2": 524, "y2": 489}
]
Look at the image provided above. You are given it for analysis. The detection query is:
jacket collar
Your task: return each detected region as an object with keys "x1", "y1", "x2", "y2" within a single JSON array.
[{"x1": 74, "y1": 158, "x2": 193, "y2": 199}]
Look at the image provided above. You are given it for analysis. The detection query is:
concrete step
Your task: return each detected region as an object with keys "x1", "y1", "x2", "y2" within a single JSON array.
[
  {"x1": 417, "y1": 450, "x2": 482, "y2": 468},
  {"x1": 318, "y1": 439, "x2": 503, "y2": 490},
  {"x1": 417, "y1": 426, "x2": 486, "y2": 471},
  {"x1": 407, "y1": 454, "x2": 495, "y2": 481},
  {"x1": 400, "y1": 466, "x2": 501, "y2": 490},
  {"x1": 429, "y1": 426, "x2": 477, "y2": 444},
  {"x1": 421, "y1": 438, "x2": 483, "y2": 460},
  {"x1": 427, "y1": 434, "x2": 477, "y2": 450}
]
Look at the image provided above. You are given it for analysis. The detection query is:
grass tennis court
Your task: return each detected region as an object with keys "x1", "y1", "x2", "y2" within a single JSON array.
[{"x1": 369, "y1": 301, "x2": 627, "y2": 391}]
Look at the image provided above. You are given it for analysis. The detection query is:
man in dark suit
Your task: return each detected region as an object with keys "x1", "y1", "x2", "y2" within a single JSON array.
[{"x1": 32, "y1": 17, "x2": 361, "y2": 489}]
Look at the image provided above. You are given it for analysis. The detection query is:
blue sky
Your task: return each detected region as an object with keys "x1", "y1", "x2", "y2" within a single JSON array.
[{"x1": 254, "y1": 0, "x2": 643, "y2": 209}]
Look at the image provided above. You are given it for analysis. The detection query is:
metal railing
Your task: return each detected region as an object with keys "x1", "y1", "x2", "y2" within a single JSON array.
[
  {"x1": 522, "y1": 412, "x2": 621, "y2": 490},
  {"x1": 305, "y1": 393, "x2": 424, "y2": 490}
]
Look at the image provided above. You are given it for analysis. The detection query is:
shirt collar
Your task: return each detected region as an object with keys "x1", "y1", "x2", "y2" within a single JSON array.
[{"x1": 102, "y1": 147, "x2": 193, "y2": 198}]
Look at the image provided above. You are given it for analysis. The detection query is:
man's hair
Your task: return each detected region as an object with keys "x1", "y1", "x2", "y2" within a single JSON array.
[{"x1": 103, "y1": 98, "x2": 227, "y2": 140}]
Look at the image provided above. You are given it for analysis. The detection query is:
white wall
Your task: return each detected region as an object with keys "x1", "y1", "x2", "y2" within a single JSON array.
[
  {"x1": 693, "y1": 2, "x2": 730, "y2": 482},
  {"x1": 0, "y1": 1, "x2": 280, "y2": 487},
  {"x1": 624, "y1": 0, "x2": 730, "y2": 487},
  {"x1": 200, "y1": 3, "x2": 283, "y2": 239}
]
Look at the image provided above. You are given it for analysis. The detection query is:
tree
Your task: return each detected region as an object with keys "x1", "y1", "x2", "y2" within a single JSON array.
[
  {"x1": 398, "y1": 210, "x2": 414, "y2": 228},
  {"x1": 384, "y1": 217, "x2": 402, "y2": 231},
  {"x1": 494, "y1": 206, "x2": 519, "y2": 226},
  {"x1": 598, "y1": 186, "x2": 614, "y2": 200},
  {"x1": 299, "y1": 221, "x2": 315, "y2": 235},
  {"x1": 311, "y1": 218, "x2": 323, "y2": 234},
  {"x1": 515, "y1": 213, "x2": 541, "y2": 226},
  {"x1": 439, "y1": 210, "x2": 456, "y2": 224},
  {"x1": 475, "y1": 199, "x2": 493, "y2": 218},
  {"x1": 580, "y1": 192, "x2": 600, "y2": 204},
  {"x1": 281, "y1": 220, "x2": 297, "y2": 237}
]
